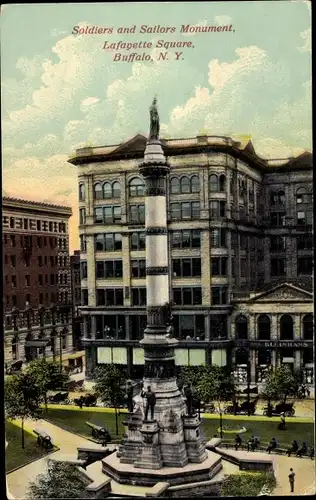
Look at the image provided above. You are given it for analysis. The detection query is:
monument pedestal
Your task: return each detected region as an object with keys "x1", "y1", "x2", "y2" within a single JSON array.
[
  {"x1": 117, "y1": 409, "x2": 143, "y2": 464},
  {"x1": 159, "y1": 409, "x2": 188, "y2": 467},
  {"x1": 183, "y1": 414, "x2": 208, "y2": 463},
  {"x1": 134, "y1": 421, "x2": 162, "y2": 470}
]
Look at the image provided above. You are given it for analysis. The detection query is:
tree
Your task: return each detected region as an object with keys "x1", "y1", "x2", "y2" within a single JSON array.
[
  {"x1": 177, "y1": 365, "x2": 210, "y2": 391},
  {"x1": 261, "y1": 365, "x2": 297, "y2": 403},
  {"x1": 27, "y1": 461, "x2": 87, "y2": 499},
  {"x1": 94, "y1": 365, "x2": 127, "y2": 435},
  {"x1": 5, "y1": 373, "x2": 42, "y2": 449},
  {"x1": 196, "y1": 365, "x2": 236, "y2": 410},
  {"x1": 26, "y1": 358, "x2": 69, "y2": 411}
]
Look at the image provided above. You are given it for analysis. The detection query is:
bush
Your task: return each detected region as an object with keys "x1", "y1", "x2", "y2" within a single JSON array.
[{"x1": 220, "y1": 471, "x2": 276, "y2": 497}]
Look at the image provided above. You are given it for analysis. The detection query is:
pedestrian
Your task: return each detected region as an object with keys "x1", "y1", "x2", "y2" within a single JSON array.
[
  {"x1": 235, "y1": 434, "x2": 242, "y2": 450},
  {"x1": 309, "y1": 446, "x2": 314, "y2": 460},
  {"x1": 288, "y1": 468, "x2": 295, "y2": 493},
  {"x1": 279, "y1": 412, "x2": 286, "y2": 430},
  {"x1": 247, "y1": 438, "x2": 252, "y2": 452}
]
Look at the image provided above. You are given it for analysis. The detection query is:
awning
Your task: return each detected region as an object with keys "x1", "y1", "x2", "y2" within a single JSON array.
[
  {"x1": 67, "y1": 351, "x2": 85, "y2": 360},
  {"x1": 25, "y1": 340, "x2": 49, "y2": 348}
]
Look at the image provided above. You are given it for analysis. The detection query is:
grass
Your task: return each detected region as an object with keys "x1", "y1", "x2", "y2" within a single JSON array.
[
  {"x1": 5, "y1": 421, "x2": 55, "y2": 473},
  {"x1": 45, "y1": 407, "x2": 314, "y2": 448}
]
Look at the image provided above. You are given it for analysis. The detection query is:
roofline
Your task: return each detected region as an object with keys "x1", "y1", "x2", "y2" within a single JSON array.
[
  {"x1": 3, "y1": 197, "x2": 72, "y2": 216},
  {"x1": 68, "y1": 134, "x2": 312, "y2": 172}
]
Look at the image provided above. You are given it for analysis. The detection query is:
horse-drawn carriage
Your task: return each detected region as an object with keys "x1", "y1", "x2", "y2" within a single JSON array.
[
  {"x1": 263, "y1": 401, "x2": 295, "y2": 417},
  {"x1": 74, "y1": 393, "x2": 97, "y2": 407},
  {"x1": 224, "y1": 398, "x2": 257, "y2": 415}
]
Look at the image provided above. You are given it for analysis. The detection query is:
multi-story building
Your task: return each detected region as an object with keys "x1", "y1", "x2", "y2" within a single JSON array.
[
  {"x1": 69, "y1": 134, "x2": 313, "y2": 389},
  {"x1": 70, "y1": 250, "x2": 83, "y2": 352},
  {"x1": 3, "y1": 197, "x2": 73, "y2": 369}
]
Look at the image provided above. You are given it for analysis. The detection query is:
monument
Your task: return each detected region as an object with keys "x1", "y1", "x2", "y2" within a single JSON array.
[{"x1": 102, "y1": 99, "x2": 222, "y2": 488}]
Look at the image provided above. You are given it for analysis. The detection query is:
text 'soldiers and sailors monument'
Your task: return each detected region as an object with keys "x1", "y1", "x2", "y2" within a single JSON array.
[{"x1": 102, "y1": 99, "x2": 221, "y2": 486}]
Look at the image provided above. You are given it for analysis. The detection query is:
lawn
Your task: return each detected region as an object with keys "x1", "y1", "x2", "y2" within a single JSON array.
[
  {"x1": 45, "y1": 407, "x2": 314, "y2": 448},
  {"x1": 5, "y1": 420, "x2": 55, "y2": 473}
]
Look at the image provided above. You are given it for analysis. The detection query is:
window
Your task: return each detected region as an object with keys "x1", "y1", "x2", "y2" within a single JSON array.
[
  {"x1": 296, "y1": 210, "x2": 313, "y2": 226},
  {"x1": 297, "y1": 257, "x2": 313, "y2": 275},
  {"x1": 131, "y1": 232, "x2": 146, "y2": 251},
  {"x1": 248, "y1": 181, "x2": 254, "y2": 203},
  {"x1": 130, "y1": 315, "x2": 147, "y2": 340},
  {"x1": 211, "y1": 287, "x2": 228, "y2": 305},
  {"x1": 103, "y1": 182, "x2": 112, "y2": 199},
  {"x1": 170, "y1": 177, "x2": 180, "y2": 194},
  {"x1": 38, "y1": 275, "x2": 43, "y2": 285},
  {"x1": 10, "y1": 235, "x2": 16, "y2": 247},
  {"x1": 96, "y1": 260, "x2": 123, "y2": 279},
  {"x1": 80, "y1": 261, "x2": 88, "y2": 279},
  {"x1": 95, "y1": 233, "x2": 122, "y2": 251},
  {"x1": 11, "y1": 275, "x2": 17, "y2": 287},
  {"x1": 25, "y1": 275, "x2": 30, "y2": 287},
  {"x1": 297, "y1": 234, "x2": 313, "y2": 250},
  {"x1": 191, "y1": 175, "x2": 199, "y2": 193},
  {"x1": 79, "y1": 183, "x2": 85, "y2": 201},
  {"x1": 79, "y1": 208, "x2": 86, "y2": 225},
  {"x1": 173, "y1": 314, "x2": 205, "y2": 340},
  {"x1": 112, "y1": 181, "x2": 121, "y2": 198},
  {"x1": 10, "y1": 255, "x2": 16, "y2": 267},
  {"x1": 10, "y1": 217, "x2": 14, "y2": 228},
  {"x1": 82, "y1": 289, "x2": 88, "y2": 305},
  {"x1": 235, "y1": 315, "x2": 248, "y2": 339},
  {"x1": 39, "y1": 293, "x2": 44, "y2": 305},
  {"x1": 129, "y1": 177, "x2": 145, "y2": 197},
  {"x1": 210, "y1": 201, "x2": 226, "y2": 218},
  {"x1": 278, "y1": 190, "x2": 285, "y2": 205},
  {"x1": 131, "y1": 288, "x2": 147, "y2": 306},
  {"x1": 270, "y1": 258, "x2": 285, "y2": 276},
  {"x1": 180, "y1": 176, "x2": 190, "y2": 193},
  {"x1": 94, "y1": 206, "x2": 121, "y2": 224},
  {"x1": 219, "y1": 174, "x2": 226, "y2": 191},
  {"x1": 270, "y1": 212, "x2": 286, "y2": 226},
  {"x1": 12, "y1": 295, "x2": 17, "y2": 307},
  {"x1": 172, "y1": 258, "x2": 201, "y2": 277},
  {"x1": 97, "y1": 288, "x2": 123, "y2": 306},
  {"x1": 211, "y1": 257, "x2": 227, "y2": 276},
  {"x1": 131, "y1": 260, "x2": 146, "y2": 278},
  {"x1": 296, "y1": 187, "x2": 312, "y2": 204},
  {"x1": 129, "y1": 205, "x2": 145, "y2": 223},
  {"x1": 172, "y1": 287, "x2": 202, "y2": 305},
  {"x1": 257, "y1": 314, "x2": 270, "y2": 340},
  {"x1": 303, "y1": 314, "x2": 313, "y2": 340},
  {"x1": 270, "y1": 235, "x2": 286, "y2": 251},
  {"x1": 94, "y1": 182, "x2": 103, "y2": 200},
  {"x1": 80, "y1": 234, "x2": 87, "y2": 252},
  {"x1": 171, "y1": 230, "x2": 200, "y2": 249},
  {"x1": 209, "y1": 316, "x2": 227, "y2": 339},
  {"x1": 210, "y1": 228, "x2": 227, "y2": 247},
  {"x1": 170, "y1": 202, "x2": 200, "y2": 220},
  {"x1": 280, "y1": 314, "x2": 293, "y2": 340},
  {"x1": 238, "y1": 178, "x2": 247, "y2": 199},
  {"x1": 210, "y1": 174, "x2": 218, "y2": 192},
  {"x1": 240, "y1": 233, "x2": 248, "y2": 250}
]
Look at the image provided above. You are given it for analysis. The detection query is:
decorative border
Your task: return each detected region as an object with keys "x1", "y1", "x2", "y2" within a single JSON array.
[
  {"x1": 145, "y1": 227, "x2": 167, "y2": 235},
  {"x1": 146, "y1": 266, "x2": 169, "y2": 275}
]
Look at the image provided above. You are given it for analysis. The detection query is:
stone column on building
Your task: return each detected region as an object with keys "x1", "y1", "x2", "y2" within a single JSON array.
[
  {"x1": 294, "y1": 350, "x2": 301, "y2": 371},
  {"x1": 201, "y1": 230, "x2": 211, "y2": 306},
  {"x1": 86, "y1": 235, "x2": 96, "y2": 307},
  {"x1": 122, "y1": 233, "x2": 131, "y2": 307},
  {"x1": 120, "y1": 174, "x2": 127, "y2": 224},
  {"x1": 91, "y1": 316, "x2": 96, "y2": 340},
  {"x1": 294, "y1": 314, "x2": 301, "y2": 339},
  {"x1": 250, "y1": 349, "x2": 256, "y2": 383},
  {"x1": 204, "y1": 315, "x2": 210, "y2": 342},
  {"x1": 263, "y1": 237, "x2": 270, "y2": 283}
]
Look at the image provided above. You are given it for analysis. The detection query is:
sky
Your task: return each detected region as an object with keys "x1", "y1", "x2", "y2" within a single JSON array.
[{"x1": 1, "y1": 1, "x2": 312, "y2": 252}]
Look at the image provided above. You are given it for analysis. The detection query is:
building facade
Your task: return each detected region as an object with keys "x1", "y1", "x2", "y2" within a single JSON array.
[
  {"x1": 70, "y1": 250, "x2": 83, "y2": 351},
  {"x1": 69, "y1": 134, "x2": 313, "y2": 387},
  {"x1": 3, "y1": 197, "x2": 73, "y2": 368}
]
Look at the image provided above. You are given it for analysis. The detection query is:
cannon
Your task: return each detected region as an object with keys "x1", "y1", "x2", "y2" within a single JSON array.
[
  {"x1": 33, "y1": 428, "x2": 53, "y2": 449},
  {"x1": 85, "y1": 421, "x2": 111, "y2": 443}
]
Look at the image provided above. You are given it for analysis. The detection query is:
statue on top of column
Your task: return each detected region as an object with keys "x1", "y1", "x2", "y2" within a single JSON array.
[{"x1": 149, "y1": 96, "x2": 160, "y2": 141}]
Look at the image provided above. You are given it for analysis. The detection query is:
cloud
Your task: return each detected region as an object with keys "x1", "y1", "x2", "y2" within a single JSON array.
[
  {"x1": 298, "y1": 28, "x2": 311, "y2": 52},
  {"x1": 81, "y1": 97, "x2": 100, "y2": 107},
  {"x1": 254, "y1": 138, "x2": 306, "y2": 159}
]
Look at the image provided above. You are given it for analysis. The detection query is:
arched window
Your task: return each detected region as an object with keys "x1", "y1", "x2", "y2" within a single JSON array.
[
  {"x1": 129, "y1": 177, "x2": 145, "y2": 197},
  {"x1": 235, "y1": 315, "x2": 248, "y2": 340},
  {"x1": 280, "y1": 314, "x2": 293, "y2": 340},
  {"x1": 278, "y1": 190, "x2": 285, "y2": 205},
  {"x1": 180, "y1": 176, "x2": 190, "y2": 194},
  {"x1": 257, "y1": 314, "x2": 271, "y2": 340},
  {"x1": 103, "y1": 182, "x2": 112, "y2": 199},
  {"x1": 79, "y1": 183, "x2": 85, "y2": 201},
  {"x1": 296, "y1": 187, "x2": 308, "y2": 204},
  {"x1": 303, "y1": 314, "x2": 313, "y2": 340},
  {"x1": 94, "y1": 183, "x2": 102, "y2": 200},
  {"x1": 219, "y1": 174, "x2": 226, "y2": 192},
  {"x1": 191, "y1": 175, "x2": 199, "y2": 193},
  {"x1": 170, "y1": 177, "x2": 180, "y2": 194},
  {"x1": 12, "y1": 336, "x2": 18, "y2": 360},
  {"x1": 112, "y1": 181, "x2": 121, "y2": 198},
  {"x1": 210, "y1": 174, "x2": 218, "y2": 192}
]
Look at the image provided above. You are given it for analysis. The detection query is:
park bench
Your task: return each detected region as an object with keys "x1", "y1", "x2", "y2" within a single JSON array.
[
  {"x1": 33, "y1": 428, "x2": 54, "y2": 449},
  {"x1": 220, "y1": 441, "x2": 312, "y2": 458},
  {"x1": 85, "y1": 421, "x2": 111, "y2": 443}
]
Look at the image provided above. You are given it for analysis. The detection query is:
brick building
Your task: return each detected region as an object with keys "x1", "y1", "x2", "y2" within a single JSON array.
[
  {"x1": 69, "y1": 134, "x2": 313, "y2": 389},
  {"x1": 70, "y1": 250, "x2": 83, "y2": 351},
  {"x1": 3, "y1": 197, "x2": 73, "y2": 368}
]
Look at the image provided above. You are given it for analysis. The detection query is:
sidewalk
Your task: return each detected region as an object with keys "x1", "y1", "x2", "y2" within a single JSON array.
[
  {"x1": 6, "y1": 418, "x2": 111, "y2": 499},
  {"x1": 271, "y1": 454, "x2": 316, "y2": 496}
]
